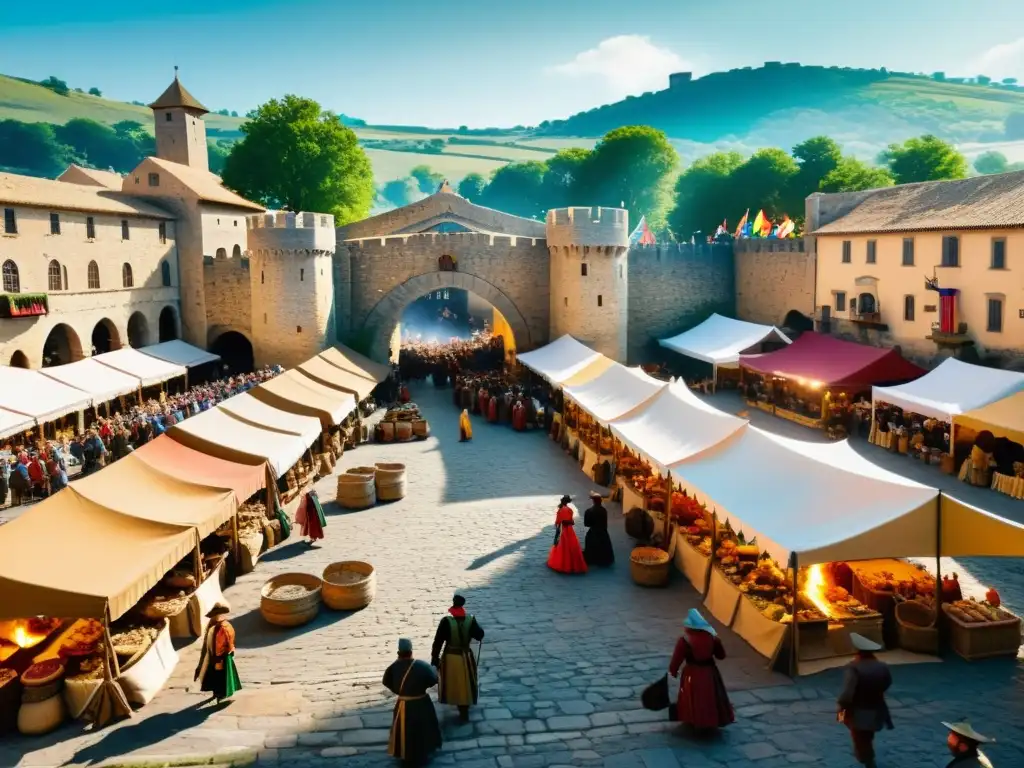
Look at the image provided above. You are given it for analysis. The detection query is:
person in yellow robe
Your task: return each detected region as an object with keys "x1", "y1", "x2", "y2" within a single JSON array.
[{"x1": 459, "y1": 409, "x2": 473, "y2": 442}]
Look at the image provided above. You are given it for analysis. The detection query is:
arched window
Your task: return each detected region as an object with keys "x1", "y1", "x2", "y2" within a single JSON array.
[
  {"x1": 232, "y1": 244, "x2": 241, "y2": 258},
  {"x1": 215, "y1": 247, "x2": 227, "y2": 260},
  {"x1": 1, "y1": 260, "x2": 19, "y2": 293},
  {"x1": 160, "y1": 260, "x2": 171, "y2": 287},
  {"x1": 62, "y1": 265, "x2": 68, "y2": 291},
  {"x1": 87, "y1": 261, "x2": 100, "y2": 290},
  {"x1": 122, "y1": 263, "x2": 134, "y2": 288},
  {"x1": 48, "y1": 260, "x2": 63, "y2": 291}
]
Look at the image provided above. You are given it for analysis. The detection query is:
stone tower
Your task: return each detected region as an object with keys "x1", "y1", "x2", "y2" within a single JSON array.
[
  {"x1": 247, "y1": 211, "x2": 337, "y2": 370},
  {"x1": 149, "y1": 69, "x2": 210, "y2": 171},
  {"x1": 546, "y1": 207, "x2": 630, "y2": 361}
]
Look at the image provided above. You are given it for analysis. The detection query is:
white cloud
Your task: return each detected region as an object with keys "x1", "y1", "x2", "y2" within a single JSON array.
[
  {"x1": 548, "y1": 35, "x2": 691, "y2": 99},
  {"x1": 973, "y1": 37, "x2": 1024, "y2": 80}
]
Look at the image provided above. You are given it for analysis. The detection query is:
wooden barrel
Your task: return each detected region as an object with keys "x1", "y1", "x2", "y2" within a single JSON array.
[
  {"x1": 336, "y1": 473, "x2": 376, "y2": 509},
  {"x1": 379, "y1": 421, "x2": 395, "y2": 443},
  {"x1": 260, "y1": 573, "x2": 323, "y2": 627},
  {"x1": 321, "y1": 561, "x2": 377, "y2": 610},
  {"x1": 412, "y1": 419, "x2": 430, "y2": 439},
  {"x1": 375, "y1": 462, "x2": 407, "y2": 502},
  {"x1": 396, "y1": 421, "x2": 414, "y2": 442}
]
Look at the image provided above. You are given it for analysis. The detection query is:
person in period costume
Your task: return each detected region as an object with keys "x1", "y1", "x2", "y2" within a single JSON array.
[
  {"x1": 837, "y1": 633, "x2": 892, "y2": 768},
  {"x1": 583, "y1": 491, "x2": 614, "y2": 567},
  {"x1": 459, "y1": 409, "x2": 473, "y2": 442},
  {"x1": 194, "y1": 601, "x2": 242, "y2": 703},
  {"x1": 669, "y1": 609, "x2": 733, "y2": 731},
  {"x1": 512, "y1": 399, "x2": 527, "y2": 432},
  {"x1": 944, "y1": 721, "x2": 995, "y2": 768},
  {"x1": 295, "y1": 488, "x2": 326, "y2": 545},
  {"x1": 383, "y1": 638, "x2": 442, "y2": 765},
  {"x1": 547, "y1": 495, "x2": 587, "y2": 574},
  {"x1": 431, "y1": 593, "x2": 484, "y2": 722},
  {"x1": 487, "y1": 393, "x2": 499, "y2": 424}
]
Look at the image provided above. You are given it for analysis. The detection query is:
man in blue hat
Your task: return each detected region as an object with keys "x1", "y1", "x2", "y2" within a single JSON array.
[{"x1": 383, "y1": 638, "x2": 442, "y2": 765}]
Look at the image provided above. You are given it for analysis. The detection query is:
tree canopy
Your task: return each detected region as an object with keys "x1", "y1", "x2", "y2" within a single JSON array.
[
  {"x1": 410, "y1": 164, "x2": 443, "y2": 195},
  {"x1": 478, "y1": 161, "x2": 548, "y2": 219},
  {"x1": 457, "y1": 173, "x2": 487, "y2": 201},
  {"x1": 878, "y1": 135, "x2": 967, "y2": 184}
]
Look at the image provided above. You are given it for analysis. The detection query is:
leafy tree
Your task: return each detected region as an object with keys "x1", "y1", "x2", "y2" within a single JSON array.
[
  {"x1": 540, "y1": 147, "x2": 592, "y2": 209},
  {"x1": 0, "y1": 120, "x2": 71, "y2": 175},
  {"x1": 380, "y1": 177, "x2": 421, "y2": 208},
  {"x1": 208, "y1": 141, "x2": 231, "y2": 174},
  {"x1": 230, "y1": 111, "x2": 238, "y2": 117},
  {"x1": 221, "y1": 94, "x2": 374, "y2": 224},
  {"x1": 39, "y1": 76, "x2": 69, "y2": 96},
  {"x1": 1005, "y1": 112, "x2": 1024, "y2": 140},
  {"x1": 974, "y1": 150, "x2": 1008, "y2": 175},
  {"x1": 457, "y1": 172, "x2": 487, "y2": 200},
  {"x1": 792, "y1": 135, "x2": 841, "y2": 198},
  {"x1": 730, "y1": 147, "x2": 800, "y2": 218},
  {"x1": 1002, "y1": 78, "x2": 1018, "y2": 85},
  {"x1": 819, "y1": 156, "x2": 894, "y2": 192},
  {"x1": 410, "y1": 164, "x2": 443, "y2": 194},
  {"x1": 976, "y1": 75, "x2": 991, "y2": 85},
  {"x1": 667, "y1": 151, "x2": 744, "y2": 237},
  {"x1": 479, "y1": 161, "x2": 548, "y2": 219},
  {"x1": 88, "y1": 87, "x2": 102, "y2": 97},
  {"x1": 54, "y1": 117, "x2": 141, "y2": 171},
  {"x1": 879, "y1": 135, "x2": 967, "y2": 183}
]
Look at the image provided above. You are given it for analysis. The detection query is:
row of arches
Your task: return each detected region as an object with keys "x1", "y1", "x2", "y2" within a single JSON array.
[
  {"x1": 214, "y1": 245, "x2": 243, "y2": 260},
  {"x1": 1, "y1": 259, "x2": 173, "y2": 294}
]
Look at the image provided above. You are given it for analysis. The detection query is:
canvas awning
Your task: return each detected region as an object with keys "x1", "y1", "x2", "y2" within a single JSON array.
[
  {"x1": 69, "y1": 455, "x2": 237, "y2": 540},
  {"x1": 955, "y1": 391, "x2": 1024, "y2": 446},
  {"x1": 251, "y1": 370, "x2": 356, "y2": 427},
  {"x1": 609, "y1": 381, "x2": 748, "y2": 473},
  {"x1": 740, "y1": 332, "x2": 925, "y2": 391},
  {"x1": 169, "y1": 407, "x2": 311, "y2": 478},
  {"x1": 39, "y1": 358, "x2": 141, "y2": 403},
  {"x1": 0, "y1": 408, "x2": 33, "y2": 440},
  {"x1": 93, "y1": 347, "x2": 187, "y2": 387},
  {"x1": 141, "y1": 339, "x2": 221, "y2": 368},
  {"x1": 133, "y1": 435, "x2": 267, "y2": 505},
  {"x1": 0, "y1": 367, "x2": 90, "y2": 422},
  {"x1": 297, "y1": 355, "x2": 377, "y2": 400},
  {"x1": 563, "y1": 364, "x2": 666, "y2": 424},
  {"x1": 659, "y1": 314, "x2": 790, "y2": 368},
  {"x1": 320, "y1": 344, "x2": 391, "y2": 383},
  {"x1": 518, "y1": 335, "x2": 608, "y2": 385},
  {"x1": 873, "y1": 358, "x2": 1024, "y2": 422},
  {"x1": 217, "y1": 392, "x2": 323, "y2": 446},
  {"x1": 0, "y1": 492, "x2": 197, "y2": 620},
  {"x1": 940, "y1": 494, "x2": 1024, "y2": 558}
]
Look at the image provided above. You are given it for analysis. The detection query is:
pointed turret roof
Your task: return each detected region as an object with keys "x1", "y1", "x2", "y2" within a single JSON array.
[{"x1": 149, "y1": 70, "x2": 208, "y2": 114}]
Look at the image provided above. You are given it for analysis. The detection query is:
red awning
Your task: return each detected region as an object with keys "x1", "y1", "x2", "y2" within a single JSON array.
[
  {"x1": 133, "y1": 434, "x2": 267, "y2": 505},
  {"x1": 740, "y1": 332, "x2": 925, "y2": 391}
]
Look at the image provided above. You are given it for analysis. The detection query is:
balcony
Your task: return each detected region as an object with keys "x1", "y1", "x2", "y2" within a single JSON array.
[
  {"x1": 926, "y1": 321, "x2": 973, "y2": 348},
  {"x1": 848, "y1": 310, "x2": 888, "y2": 331},
  {"x1": 0, "y1": 293, "x2": 48, "y2": 319}
]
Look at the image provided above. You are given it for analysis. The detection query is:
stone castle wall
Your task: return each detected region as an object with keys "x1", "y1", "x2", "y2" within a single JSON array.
[
  {"x1": 202, "y1": 255, "x2": 252, "y2": 347},
  {"x1": 734, "y1": 238, "x2": 815, "y2": 327}
]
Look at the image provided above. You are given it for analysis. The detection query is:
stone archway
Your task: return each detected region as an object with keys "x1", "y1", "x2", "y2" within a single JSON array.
[
  {"x1": 127, "y1": 311, "x2": 150, "y2": 348},
  {"x1": 91, "y1": 318, "x2": 122, "y2": 355},
  {"x1": 209, "y1": 331, "x2": 254, "y2": 374},
  {"x1": 9, "y1": 350, "x2": 29, "y2": 368},
  {"x1": 782, "y1": 309, "x2": 814, "y2": 334},
  {"x1": 42, "y1": 323, "x2": 84, "y2": 367},
  {"x1": 159, "y1": 306, "x2": 179, "y2": 342},
  {"x1": 361, "y1": 271, "x2": 532, "y2": 362}
]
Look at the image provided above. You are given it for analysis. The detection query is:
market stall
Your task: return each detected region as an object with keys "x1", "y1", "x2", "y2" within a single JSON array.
[
  {"x1": 297, "y1": 355, "x2": 378, "y2": 400},
  {"x1": 140, "y1": 339, "x2": 221, "y2": 369},
  {"x1": 320, "y1": 343, "x2": 391, "y2": 383},
  {"x1": 658, "y1": 314, "x2": 790, "y2": 391},
  {"x1": 218, "y1": 392, "x2": 324, "y2": 447},
  {"x1": 517, "y1": 334, "x2": 611, "y2": 386},
  {"x1": 38, "y1": 358, "x2": 142, "y2": 404},
  {"x1": 955, "y1": 391, "x2": 1024, "y2": 499},
  {"x1": 0, "y1": 407, "x2": 33, "y2": 441},
  {"x1": 740, "y1": 332, "x2": 924, "y2": 434},
  {"x1": 0, "y1": 367, "x2": 90, "y2": 428},
  {"x1": 251, "y1": 369, "x2": 356, "y2": 428},
  {"x1": 92, "y1": 347, "x2": 187, "y2": 388}
]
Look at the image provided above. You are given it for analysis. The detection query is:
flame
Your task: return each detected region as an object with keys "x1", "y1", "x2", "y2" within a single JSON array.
[
  {"x1": 13, "y1": 625, "x2": 31, "y2": 648},
  {"x1": 803, "y1": 564, "x2": 836, "y2": 618}
]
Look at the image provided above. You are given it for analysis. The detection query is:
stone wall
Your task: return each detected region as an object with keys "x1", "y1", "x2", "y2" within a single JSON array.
[
  {"x1": 734, "y1": 238, "x2": 815, "y2": 327},
  {"x1": 203, "y1": 255, "x2": 252, "y2": 347},
  {"x1": 626, "y1": 243, "x2": 735, "y2": 364}
]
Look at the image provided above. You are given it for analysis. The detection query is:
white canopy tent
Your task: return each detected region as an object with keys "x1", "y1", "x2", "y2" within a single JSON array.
[
  {"x1": 518, "y1": 335, "x2": 607, "y2": 385},
  {"x1": 0, "y1": 367, "x2": 91, "y2": 422},
  {"x1": 0, "y1": 408, "x2": 34, "y2": 440},
  {"x1": 141, "y1": 340, "x2": 221, "y2": 368},
  {"x1": 39, "y1": 358, "x2": 141, "y2": 403},
  {"x1": 609, "y1": 381, "x2": 748, "y2": 473},
  {"x1": 872, "y1": 358, "x2": 1024, "y2": 422},
  {"x1": 218, "y1": 392, "x2": 323, "y2": 446},
  {"x1": 93, "y1": 347, "x2": 187, "y2": 387},
  {"x1": 563, "y1": 363, "x2": 666, "y2": 424}
]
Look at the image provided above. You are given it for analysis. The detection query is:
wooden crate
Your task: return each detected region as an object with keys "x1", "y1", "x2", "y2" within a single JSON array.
[{"x1": 942, "y1": 604, "x2": 1022, "y2": 660}]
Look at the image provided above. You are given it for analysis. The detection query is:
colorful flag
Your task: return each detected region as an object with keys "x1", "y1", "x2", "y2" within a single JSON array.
[
  {"x1": 751, "y1": 209, "x2": 766, "y2": 237},
  {"x1": 759, "y1": 214, "x2": 773, "y2": 237},
  {"x1": 734, "y1": 209, "x2": 749, "y2": 238},
  {"x1": 714, "y1": 219, "x2": 728, "y2": 238},
  {"x1": 629, "y1": 216, "x2": 657, "y2": 246},
  {"x1": 776, "y1": 216, "x2": 796, "y2": 239}
]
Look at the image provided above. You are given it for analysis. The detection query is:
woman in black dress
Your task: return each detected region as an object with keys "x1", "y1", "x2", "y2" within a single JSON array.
[{"x1": 583, "y1": 491, "x2": 615, "y2": 566}]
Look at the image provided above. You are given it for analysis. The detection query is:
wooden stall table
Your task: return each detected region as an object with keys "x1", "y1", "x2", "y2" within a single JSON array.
[
  {"x1": 797, "y1": 615, "x2": 884, "y2": 662},
  {"x1": 851, "y1": 558, "x2": 933, "y2": 648},
  {"x1": 732, "y1": 597, "x2": 788, "y2": 659},
  {"x1": 992, "y1": 472, "x2": 1024, "y2": 500},
  {"x1": 674, "y1": 532, "x2": 711, "y2": 596},
  {"x1": 775, "y1": 407, "x2": 822, "y2": 429},
  {"x1": 703, "y1": 567, "x2": 742, "y2": 627}
]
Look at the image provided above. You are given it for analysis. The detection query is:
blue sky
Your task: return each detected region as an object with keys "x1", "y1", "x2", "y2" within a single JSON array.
[{"x1": 3, "y1": 0, "x2": 1024, "y2": 128}]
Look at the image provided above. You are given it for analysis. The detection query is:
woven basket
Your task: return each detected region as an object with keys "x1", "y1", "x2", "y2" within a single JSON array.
[
  {"x1": 21, "y1": 679, "x2": 62, "y2": 704},
  {"x1": 322, "y1": 561, "x2": 377, "y2": 610},
  {"x1": 374, "y1": 462, "x2": 407, "y2": 502},
  {"x1": 347, "y1": 466, "x2": 377, "y2": 477},
  {"x1": 894, "y1": 599, "x2": 939, "y2": 654},
  {"x1": 630, "y1": 547, "x2": 671, "y2": 587},
  {"x1": 337, "y1": 473, "x2": 376, "y2": 509},
  {"x1": 141, "y1": 594, "x2": 191, "y2": 619},
  {"x1": 260, "y1": 573, "x2": 323, "y2": 628}
]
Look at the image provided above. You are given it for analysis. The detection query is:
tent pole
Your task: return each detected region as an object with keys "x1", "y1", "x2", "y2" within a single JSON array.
[
  {"x1": 934, "y1": 497, "x2": 943, "y2": 633},
  {"x1": 104, "y1": 614, "x2": 122, "y2": 678},
  {"x1": 192, "y1": 539, "x2": 202, "y2": 584},
  {"x1": 791, "y1": 553, "x2": 800, "y2": 677},
  {"x1": 663, "y1": 471, "x2": 672, "y2": 548}
]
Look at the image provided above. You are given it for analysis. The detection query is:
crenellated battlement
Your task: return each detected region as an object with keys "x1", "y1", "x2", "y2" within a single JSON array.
[
  {"x1": 546, "y1": 207, "x2": 627, "y2": 226},
  {"x1": 546, "y1": 206, "x2": 629, "y2": 249},
  {"x1": 340, "y1": 232, "x2": 545, "y2": 252},
  {"x1": 628, "y1": 243, "x2": 734, "y2": 261},
  {"x1": 246, "y1": 210, "x2": 336, "y2": 255}
]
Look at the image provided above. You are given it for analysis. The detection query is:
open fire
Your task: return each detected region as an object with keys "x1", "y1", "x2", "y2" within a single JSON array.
[{"x1": 802, "y1": 564, "x2": 837, "y2": 618}]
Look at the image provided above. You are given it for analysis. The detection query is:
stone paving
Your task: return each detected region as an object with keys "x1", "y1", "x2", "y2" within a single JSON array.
[{"x1": 4, "y1": 384, "x2": 1024, "y2": 768}]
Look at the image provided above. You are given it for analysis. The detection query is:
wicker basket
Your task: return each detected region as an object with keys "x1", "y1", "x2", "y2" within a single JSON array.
[
  {"x1": 412, "y1": 419, "x2": 430, "y2": 439},
  {"x1": 260, "y1": 573, "x2": 323, "y2": 628},
  {"x1": 322, "y1": 561, "x2": 377, "y2": 610},
  {"x1": 894, "y1": 599, "x2": 939, "y2": 654},
  {"x1": 374, "y1": 463, "x2": 407, "y2": 502},
  {"x1": 141, "y1": 594, "x2": 191, "y2": 620},
  {"x1": 630, "y1": 547, "x2": 671, "y2": 587},
  {"x1": 336, "y1": 473, "x2": 376, "y2": 510},
  {"x1": 347, "y1": 466, "x2": 377, "y2": 477},
  {"x1": 942, "y1": 603, "x2": 1022, "y2": 660}
]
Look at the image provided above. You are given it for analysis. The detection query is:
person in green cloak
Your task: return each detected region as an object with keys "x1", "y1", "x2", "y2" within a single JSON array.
[{"x1": 194, "y1": 601, "x2": 242, "y2": 704}]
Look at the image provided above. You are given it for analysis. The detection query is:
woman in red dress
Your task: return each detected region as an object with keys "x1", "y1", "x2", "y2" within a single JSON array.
[
  {"x1": 546, "y1": 495, "x2": 587, "y2": 574},
  {"x1": 669, "y1": 609, "x2": 734, "y2": 731}
]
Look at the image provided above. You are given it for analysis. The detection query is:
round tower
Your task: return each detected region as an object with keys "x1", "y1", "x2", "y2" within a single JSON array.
[
  {"x1": 546, "y1": 206, "x2": 630, "y2": 361},
  {"x1": 247, "y1": 211, "x2": 336, "y2": 370}
]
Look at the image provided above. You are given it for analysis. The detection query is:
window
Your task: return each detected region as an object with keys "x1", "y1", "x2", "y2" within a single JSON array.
[
  {"x1": 563, "y1": 297, "x2": 568, "y2": 307},
  {"x1": 834, "y1": 291, "x2": 847, "y2": 312},
  {"x1": 122, "y1": 263, "x2": 134, "y2": 288},
  {"x1": 234, "y1": 220, "x2": 238, "y2": 227},
  {"x1": 443, "y1": 290, "x2": 449, "y2": 300},
  {"x1": 300, "y1": 268, "x2": 304, "y2": 281},
  {"x1": 581, "y1": 263, "x2": 588, "y2": 276},
  {"x1": 850, "y1": 297, "x2": 857, "y2": 314},
  {"x1": 903, "y1": 295, "x2": 915, "y2": 322},
  {"x1": 86, "y1": 216, "x2": 96, "y2": 239},
  {"x1": 902, "y1": 237, "x2": 915, "y2": 266},
  {"x1": 48, "y1": 260, "x2": 63, "y2": 291},
  {"x1": 3, "y1": 208, "x2": 15, "y2": 234},
  {"x1": 232, "y1": 244, "x2": 241, "y2": 259},
  {"x1": 296, "y1": 325, "x2": 302, "y2": 333},
  {"x1": 159, "y1": 222, "x2": 167, "y2": 244},
  {"x1": 87, "y1": 261, "x2": 100, "y2": 290},
  {"x1": 619, "y1": 265, "x2": 623, "y2": 279},
  {"x1": 320, "y1": 216, "x2": 327, "y2": 227},
  {"x1": 1, "y1": 260, "x2": 19, "y2": 293},
  {"x1": 165, "y1": 112, "x2": 172, "y2": 122},
  {"x1": 215, "y1": 248, "x2": 226, "y2": 259},
  {"x1": 841, "y1": 241, "x2": 851, "y2": 263},
  {"x1": 866, "y1": 239, "x2": 876, "y2": 264},
  {"x1": 991, "y1": 238, "x2": 1007, "y2": 269},
  {"x1": 941, "y1": 235, "x2": 959, "y2": 267},
  {"x1": 49, "y1": 213, "x2": 60, "y2": 235},
  {"x1": 148, "y1": 173, "x2": 160, "y2": 187},
  {"x1": 597, "y1": 294, "x2": 603, "y2": 307},
  {"x1": 121, "y1": 220, "x2": 130, "y2": 241},
  {"x1": 261, "y1": 270, "x2": 265, "y2": 285},
  {"x1": 160, "y1": 260, "x2": 172, "y2": 287},
  {"x1": 987, "y1": 297, "x2": 1003, "y2": 333}
]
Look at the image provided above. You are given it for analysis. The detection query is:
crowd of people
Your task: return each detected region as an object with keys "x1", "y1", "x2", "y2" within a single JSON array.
[
  {"x1": 0, "y1": 365, "x2": 283, "y2": 508},
  {"x1": 398, "y1": 332, "x2": 506, "y2": 384}
]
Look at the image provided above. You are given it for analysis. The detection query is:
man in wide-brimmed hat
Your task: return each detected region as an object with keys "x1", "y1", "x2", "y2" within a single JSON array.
[
  {"x1": 837, "y1": 633, "x2": 892, "y2": 768},
  {"x1": 194, "y1": 601, "x2": 242, "y2": 703},
  {"x1": 944, "y1": 720, "x2": 994, "y2": 767}
]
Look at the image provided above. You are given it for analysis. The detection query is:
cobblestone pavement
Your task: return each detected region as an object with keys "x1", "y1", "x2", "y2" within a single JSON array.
[{"x1": 5, "y1": 384, "x2": 1024, "y2": 768}]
